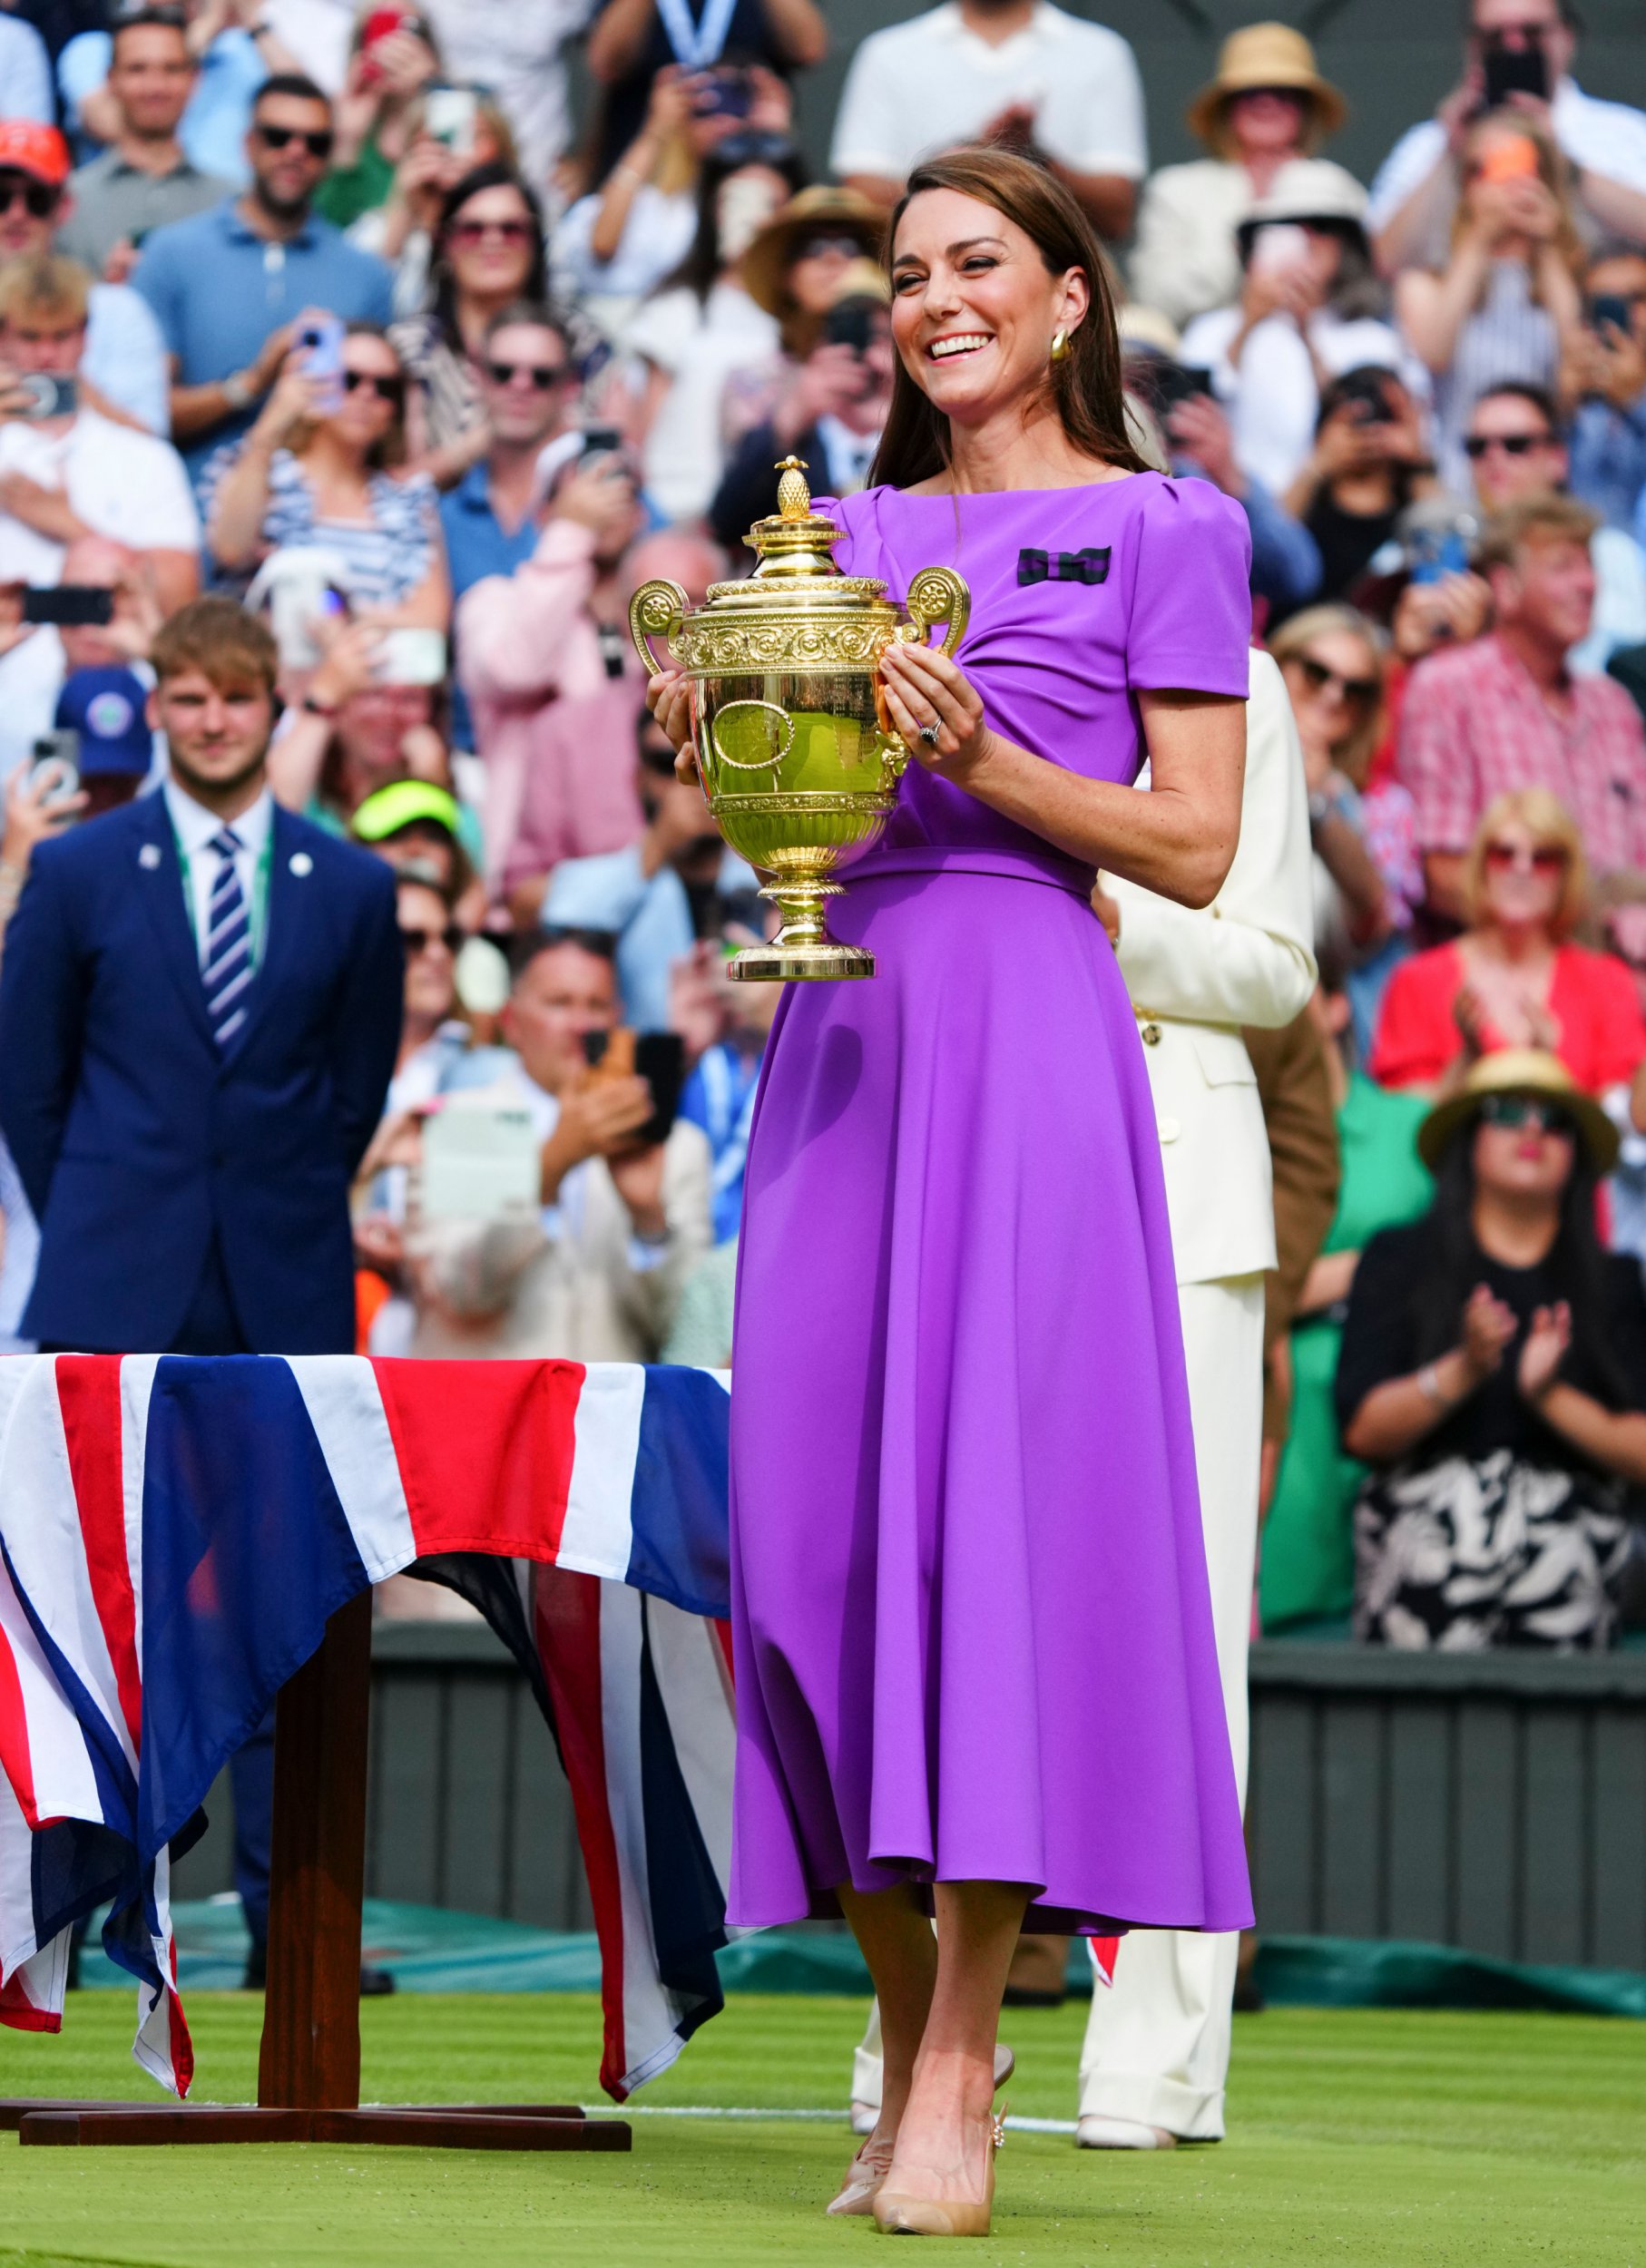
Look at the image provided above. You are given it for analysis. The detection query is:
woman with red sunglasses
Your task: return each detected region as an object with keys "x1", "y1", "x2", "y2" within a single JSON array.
[
  {"x1": 388, "y1": 161, "x2": 549, "y2": 486},
  {"x1": 1369, "y1": 787, "x2": 1646, "y2": 1127}
]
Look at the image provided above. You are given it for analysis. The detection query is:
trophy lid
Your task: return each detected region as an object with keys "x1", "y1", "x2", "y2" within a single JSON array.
[{"x1": 744, "y1": 456, "x2": 849, "y2": 582}]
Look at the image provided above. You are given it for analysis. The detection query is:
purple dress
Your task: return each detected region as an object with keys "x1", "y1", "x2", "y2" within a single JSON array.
[{"x1": 727, "y1": 472, "x2": 1255, "y2": 1936}]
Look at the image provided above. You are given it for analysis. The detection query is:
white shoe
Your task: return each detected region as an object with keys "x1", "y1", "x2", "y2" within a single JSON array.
[
  {"x1": 1076, "y1": 2114, "x2": 1177, "y2": 2150},
  {"x1": 848, "y1": 2041, "x2": 1015, "y2": 2136}
]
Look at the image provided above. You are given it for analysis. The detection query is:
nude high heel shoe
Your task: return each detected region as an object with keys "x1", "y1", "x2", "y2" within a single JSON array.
[
  {"x1": 871, "y1": 2107, "x2": 1004, "y2": 2238},
  {"x1": 827, "y1": 2135, "x2": 897, "y2": 2217}
]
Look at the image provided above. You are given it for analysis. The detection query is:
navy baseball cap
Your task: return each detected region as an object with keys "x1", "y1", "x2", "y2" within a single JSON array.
[{"x1": 54, "y1": 666, "x2": 152, "y2": 777}]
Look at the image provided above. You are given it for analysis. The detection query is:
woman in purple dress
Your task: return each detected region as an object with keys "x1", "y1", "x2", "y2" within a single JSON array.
[{"x1": 649, "y1": 147, "x2": 1253, "y2": 2239}]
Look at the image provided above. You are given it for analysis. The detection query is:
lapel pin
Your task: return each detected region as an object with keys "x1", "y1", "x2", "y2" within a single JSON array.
[
  {"x1": 139, "y1": 843, "x2": 162, "y2": 870},
  {"x1": 289, "y1": 851, "x2": 313, "y2": 876}
]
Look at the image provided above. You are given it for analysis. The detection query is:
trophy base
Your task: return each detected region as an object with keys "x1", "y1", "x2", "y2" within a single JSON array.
[{"x1": 729, "y1": 940, "x2": 875, "y2": 982}]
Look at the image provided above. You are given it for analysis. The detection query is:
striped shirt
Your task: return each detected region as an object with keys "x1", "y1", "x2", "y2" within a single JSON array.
[{"x1": 201, "y1": 444, "x2": 440, "y2": 608}]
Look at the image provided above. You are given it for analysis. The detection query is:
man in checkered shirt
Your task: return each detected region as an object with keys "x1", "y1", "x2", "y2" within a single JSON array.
[{"x1": 1399, "y1": 494, "x2": 1646, "y2": 963}]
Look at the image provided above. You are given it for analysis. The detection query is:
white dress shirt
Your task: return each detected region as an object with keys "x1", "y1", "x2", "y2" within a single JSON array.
[
  {"x1": 829, "y1": 1, "x2": 1147, "y2": 183},
  {"x1": 162, "y1": 775, "x2": 273, "y2": 966}
]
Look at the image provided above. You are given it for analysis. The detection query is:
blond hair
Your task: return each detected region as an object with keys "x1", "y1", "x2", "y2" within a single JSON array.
[
  {"x1": 1462, "y1": 788, "x2": 1590, "y2": 938},
  {"x1": 0, "y1": 253, "x2": 90, "y2": 330},
  {"x1": 1267, "y1": 602, "x2": 1387, "y2": 786},
  {"x1": 1476, "y1": 493, "x2": 1600, "y2": 574}
]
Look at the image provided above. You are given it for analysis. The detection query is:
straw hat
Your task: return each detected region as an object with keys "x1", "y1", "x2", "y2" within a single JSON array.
[
  {"x1": 1187, "y1": 24, "x2": 1347, "y2": 150},
  {"x1": 1417, "y1": 1049, "x2": 1620, "y2": 1175},
  {"x1": 740, "y1": 185, "x2": 885, "y2": 317},
  {"x1": 828, "y1": 256, "x2": 891, "y2": 308}
]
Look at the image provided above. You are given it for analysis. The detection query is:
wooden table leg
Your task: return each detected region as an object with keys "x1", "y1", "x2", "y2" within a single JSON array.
[
  {"x1": 257, "y1": 1589, "x2": 373, "y2": 2111},
  {"x1": 13, "y1": 1587, "x2": 630, "y2": 2151}
]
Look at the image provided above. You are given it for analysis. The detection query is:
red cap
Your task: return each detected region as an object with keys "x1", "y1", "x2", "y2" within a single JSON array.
[{"x1": 0, "y1": 121, "x2": 71, "y2": 187}]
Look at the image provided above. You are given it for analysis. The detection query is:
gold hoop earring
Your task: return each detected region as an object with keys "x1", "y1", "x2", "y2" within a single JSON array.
[{"x1": 1050, "y1": 327, "x2": 1071, "y2": 363}]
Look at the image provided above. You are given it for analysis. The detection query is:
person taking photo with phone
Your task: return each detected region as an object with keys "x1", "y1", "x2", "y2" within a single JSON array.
[
  {"x1": 1563, "y1": 250, "x2": 1646, "y2": 533},
  {"x1": 201, "y1": 318, "x2": 448, "y2": 625},
  {"x1": 1368, "y1": 0, "x2": 1646, "y2": 280},
  {"x1": 0, "y1": 253, "x2": 200, "y2": 612},
  {"x1": 405, "y1": 925, "x2": 710, "y2": 1364}
]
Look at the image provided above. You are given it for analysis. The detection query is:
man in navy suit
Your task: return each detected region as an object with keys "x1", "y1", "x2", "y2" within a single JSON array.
[{"x1": 0, "y1": 594, "x2": 402, "y2": 1978}]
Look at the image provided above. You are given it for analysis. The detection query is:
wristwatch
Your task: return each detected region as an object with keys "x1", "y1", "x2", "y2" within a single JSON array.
[
  {"x1": 221, "y1": 369, "x2": 254, "y2": 411},
  {"x1": 302, "y1": 691, "x2": 339, "y2": 719}
]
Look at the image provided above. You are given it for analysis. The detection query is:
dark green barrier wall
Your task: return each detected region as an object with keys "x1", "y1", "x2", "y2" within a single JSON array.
[{"x1": 171, "y1": 1626, "x2": 1646, "y2": 1973}]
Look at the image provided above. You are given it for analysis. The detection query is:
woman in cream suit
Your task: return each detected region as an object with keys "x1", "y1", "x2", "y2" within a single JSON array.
[{"x1": 849, "y1": 647, "x2": 1316, "y2": 2149}]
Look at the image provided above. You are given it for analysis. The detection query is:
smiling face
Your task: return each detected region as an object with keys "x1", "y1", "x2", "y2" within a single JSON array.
[
  {"x1": 1279, "y1": 626, "x2": 1380, "y2": 763},
  {"x1": 1471, "y1": 1099, "x2": 1577, "y2": 1203},
  {"x1": 445, "y1": 183, "x2": 538, "y2": 299},
  {"x1": 322, "y1": 328, "x2": 405, "y2": 458},
  {"x1": 1478, "y1": 811, "x2": 1569, "y2": 934},
  {"x1": 888, "y1": 187, "x2": 1087, "y2": 434}
]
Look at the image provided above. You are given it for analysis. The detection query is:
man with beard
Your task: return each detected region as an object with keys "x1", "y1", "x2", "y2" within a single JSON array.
[{"x1": 131, "y1": 72, "x2": 392, "y2": 479}]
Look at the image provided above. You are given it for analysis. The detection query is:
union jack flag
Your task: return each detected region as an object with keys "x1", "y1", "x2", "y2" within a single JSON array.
[{"x1": 0, "y1": 1354, "x2": 734, "y2": 2100}]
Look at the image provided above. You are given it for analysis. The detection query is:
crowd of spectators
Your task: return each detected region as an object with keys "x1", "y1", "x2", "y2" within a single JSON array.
[{"x1": 1, "y1": 0, "x2": 1646, "y2": 1657}]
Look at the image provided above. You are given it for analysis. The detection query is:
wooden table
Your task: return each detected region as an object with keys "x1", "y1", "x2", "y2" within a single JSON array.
[{"x1": 3, "y1": 1595, "x2": 630, "y2": 2153}]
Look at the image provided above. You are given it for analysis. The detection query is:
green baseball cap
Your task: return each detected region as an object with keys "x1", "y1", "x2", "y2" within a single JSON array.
[{"x1": 350, "y1": 780, "x2": 464, "y2": 843}]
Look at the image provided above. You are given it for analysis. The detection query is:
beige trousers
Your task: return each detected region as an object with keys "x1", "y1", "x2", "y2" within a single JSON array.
[{"x1": 852, "y1": 1275, "x2": 1266, "y2": 2138}]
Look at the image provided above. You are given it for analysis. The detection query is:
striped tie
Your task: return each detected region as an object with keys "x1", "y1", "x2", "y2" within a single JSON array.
[{"x1": 202, "y1": 828, "x2": 252, "y2": 1048}]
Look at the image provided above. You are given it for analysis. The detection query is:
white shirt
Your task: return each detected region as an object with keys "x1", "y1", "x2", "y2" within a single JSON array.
[
  {"x1": 0, "y1": 406, "x2": 200, "y2": 589},
  {"x1": 817, "y1": 414, "x2": 880, "y2": 494},
  {"x1": 419, "y1": 0, "x2": 593, "y2": 193},
  {"x1": 1368, "y1": 75, "x2": 1646, "y2": 259},
  {"x1": 625, "y1": 281, "x2": 780, "y2": 523},
  {"x1": 829, "y1": 2, "x2": 1147, "y2": 183},
  {"x1": 162, "y1": 776, "x2": 273, "y2": 965},
  {"x1": 85, "y1": 284, "x2": 171, "y2": 436},
  {"x1": 0, "y1": 16, "x2": 54, "y2": 125},
  {"x1": 1181, "y1": 301, "x2": 1428, "y2": 495}
]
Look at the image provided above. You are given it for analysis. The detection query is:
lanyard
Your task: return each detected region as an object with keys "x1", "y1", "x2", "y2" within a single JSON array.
[
  {"x1": 170, "y1": 816, "x2": 273, "y2": 971},
  {"x1": 653, "y1": 0, "x2": 740, "y2": 71}
]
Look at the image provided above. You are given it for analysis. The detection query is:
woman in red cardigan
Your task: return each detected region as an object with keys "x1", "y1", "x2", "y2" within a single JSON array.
[{"x1": 1369, "y1": 789, "x2": 1646, "y2": 1127}]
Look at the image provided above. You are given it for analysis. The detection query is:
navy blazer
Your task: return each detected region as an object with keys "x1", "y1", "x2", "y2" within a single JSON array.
[{"x1": 0, "y1": 791, "x2": 402, "y2": 1354}]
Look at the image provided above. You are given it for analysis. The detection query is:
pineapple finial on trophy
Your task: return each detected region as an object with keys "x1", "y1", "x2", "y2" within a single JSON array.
[{"x1": 777, "y1": 455, "x2": 811, "y2": 520}]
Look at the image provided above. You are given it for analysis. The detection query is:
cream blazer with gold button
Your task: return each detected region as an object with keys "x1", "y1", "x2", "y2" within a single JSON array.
[{"x1": 1103, "y1": 650, "x2": 1316, "y2": 1287}]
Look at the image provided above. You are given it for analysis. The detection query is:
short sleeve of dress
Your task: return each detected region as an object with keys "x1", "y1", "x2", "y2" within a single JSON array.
[{"x1": 1124, "y1": 476, "x2": 1251, "y2": 698}]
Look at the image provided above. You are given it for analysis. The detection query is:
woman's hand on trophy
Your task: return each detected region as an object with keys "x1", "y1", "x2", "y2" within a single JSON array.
[
  {"x1": 645, "y1": 667, "x2": 703, "y2": 787},
  {"x1": 880, "y1": 640, "x2": 992, "y2": 780}
]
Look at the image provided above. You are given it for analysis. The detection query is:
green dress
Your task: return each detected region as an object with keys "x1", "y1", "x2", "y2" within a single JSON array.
[{"x1": 1259, "y1": 1072, "x2": 1433, "y2": 1632}]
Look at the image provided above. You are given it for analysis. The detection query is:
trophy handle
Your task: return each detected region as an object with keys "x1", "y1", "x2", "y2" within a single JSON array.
[
  {"x1": 904, "y1": 565, "x2": 971, "y2": 658},
  {"x1": 628, "y1": 578, "x2": 690, "y2": 674}
]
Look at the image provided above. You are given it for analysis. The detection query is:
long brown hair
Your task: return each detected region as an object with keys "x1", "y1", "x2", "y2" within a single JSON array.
[{"x1": 870, "y1": 146, "x2": 1146, "y2": 492}]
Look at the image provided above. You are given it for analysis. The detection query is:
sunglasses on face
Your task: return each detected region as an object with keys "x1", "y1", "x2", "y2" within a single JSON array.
[
  {"x1": 794, "y1": 234, "x2": 862, "y2": 262},
  {"x1": 1484, "y1": 838, "x2": 1567, "y2": 875},
  {"x1": 1478, "y1": 1093, "x2": 1574, "y2": 1139},
  {"x1": 1464, "y1": 430, "x2": 1551, "y2": 458},
  {"x1": 449, "y1": 216, "x2": 534, "y2": 248},
  {"x1": 485, "y1": 357, "x2": 567, "y2": 389},
  {"x1": 342, "y1": 367, "x2": 404, "y2": 404},
  {"x1": 400, "y1": 923, "x2": 465, "y2": 956},
  {"x1": 0, "y1": 175, "x2": 60, "y2": 220},
  {"x1": 1295, "y1": 653, "x2": 1378, "y2": 706},
  {"x1": 255, "y1": 122, "x2": 334, "y2": 159}
]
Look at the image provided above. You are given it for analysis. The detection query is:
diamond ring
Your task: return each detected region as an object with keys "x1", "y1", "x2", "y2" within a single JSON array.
[{"x1": 917, "y1": 721, "x2": 941, "y2": 748}]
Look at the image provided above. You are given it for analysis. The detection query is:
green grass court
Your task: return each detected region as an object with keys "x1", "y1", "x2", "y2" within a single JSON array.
[{"x1": 3, "y1": 1994, "x2": 1641, "y2": 2265}]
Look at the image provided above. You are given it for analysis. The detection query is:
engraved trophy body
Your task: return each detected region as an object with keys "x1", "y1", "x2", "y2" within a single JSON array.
[{"x1": 628, "y1": 458, "x2": 969, "y2": 981}]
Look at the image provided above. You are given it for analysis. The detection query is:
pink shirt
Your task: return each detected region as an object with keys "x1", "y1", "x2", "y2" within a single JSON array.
[
  {"x1": 1397, "y1": 632, "x2": 1646, "y2": 874},
  {"x1": 456, "y1": 516, "x2": 644, "y2": 885}
]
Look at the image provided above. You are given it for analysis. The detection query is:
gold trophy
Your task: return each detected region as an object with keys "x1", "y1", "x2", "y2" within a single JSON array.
[{"x1": 627, "y1": 458, "x2": 969, "y2": 981}]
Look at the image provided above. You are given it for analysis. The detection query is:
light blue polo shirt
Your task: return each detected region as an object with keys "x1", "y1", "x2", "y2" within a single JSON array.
[
  {"x1": 132, "y1": 198, "x2": 395, "y2": 479},
  {"x1": 59, "y1": 27, "x2": 267, "y2": 181}
]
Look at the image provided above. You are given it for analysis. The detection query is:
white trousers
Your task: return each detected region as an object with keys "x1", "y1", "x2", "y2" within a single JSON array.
[{"x1": 851, "y1": 1274, "x2": 1266, "y2": 2138}]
